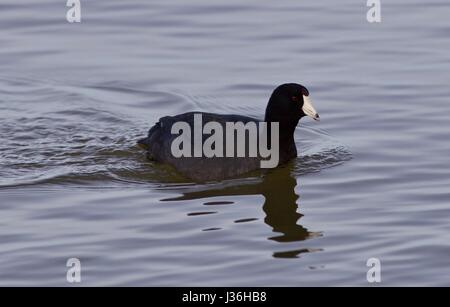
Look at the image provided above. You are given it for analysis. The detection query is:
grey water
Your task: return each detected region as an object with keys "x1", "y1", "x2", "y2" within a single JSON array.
[{"x1": 1, "y1": 0, "x2": 450, "y2": 286}]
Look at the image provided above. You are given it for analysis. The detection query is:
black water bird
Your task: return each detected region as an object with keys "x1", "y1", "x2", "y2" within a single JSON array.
[{"x1": 138, "y1": 83, "x2": 319, "y2": 181}]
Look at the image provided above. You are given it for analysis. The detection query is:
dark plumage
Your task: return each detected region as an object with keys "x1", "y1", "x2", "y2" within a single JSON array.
[{"x1": 138, "y1": 83, "x2": 319, "y2": 182}]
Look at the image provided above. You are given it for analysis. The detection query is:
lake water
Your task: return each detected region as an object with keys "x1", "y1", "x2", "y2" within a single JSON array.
[{"x1": 1, "y1": 0, "x2": 450, "y2": 286}]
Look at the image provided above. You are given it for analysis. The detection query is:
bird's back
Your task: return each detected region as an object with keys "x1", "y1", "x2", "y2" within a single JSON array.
[{"x1": 142, "y1": 112, "x2": 263, "y2": 181}]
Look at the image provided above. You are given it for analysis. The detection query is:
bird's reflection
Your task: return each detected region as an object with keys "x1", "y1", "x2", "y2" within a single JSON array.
[
  {"x1": 261, "y1": 166, "x2": 311, "y2": 243},
  {"x1": 161, "y1": 162, "x2": 321, "y2": 258}
]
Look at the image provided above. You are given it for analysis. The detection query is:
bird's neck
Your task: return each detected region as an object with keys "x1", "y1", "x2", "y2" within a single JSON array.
[{"x1": 264, "y1": 116, "x2": 300, "y2": 164}]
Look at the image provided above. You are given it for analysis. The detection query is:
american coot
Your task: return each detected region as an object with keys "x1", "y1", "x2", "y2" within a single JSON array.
[{"x1": 138, "y1": 83, "x2": 319, "y2": 182}]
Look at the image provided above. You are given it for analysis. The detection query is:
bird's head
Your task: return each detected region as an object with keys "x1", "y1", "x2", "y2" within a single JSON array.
[{"x1": 265, "y1": 83, "x2": 320, "y2": 123}]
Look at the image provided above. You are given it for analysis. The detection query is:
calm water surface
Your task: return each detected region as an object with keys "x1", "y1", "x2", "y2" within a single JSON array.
[{"x1": 1, "y1": 0, "x2": 450, "y2": 286}]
